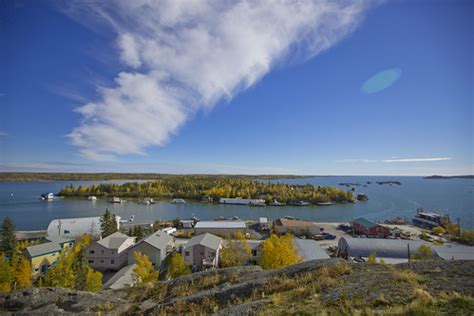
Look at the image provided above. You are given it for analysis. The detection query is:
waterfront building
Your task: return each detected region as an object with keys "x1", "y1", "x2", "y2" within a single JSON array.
[
  {"x1": 47, "y1": 216, "x2": 121, "y2": 238},
  {"x1": 194, "y1": 220, "x2": 247, "y2": 237},
  {"x1": 85, "y1": 232, "x2": 135, "y2": 272},
  {"x1": 412, "y1": 211, "x2": 449, "y2": 229},
  {"x1": 180, "y1": 219, "x2": 195, "y2": 229},
  {"x1": 352, "y1": 217, "x2": 395, "y2": 238},
  {"x1": 273, "y1": 218, "x2": 320, "y2": 236},
  {"x1": 258, "y1": 217, "x2": 269, "y2": 231},
  {"x1": 127, "y1": 231, "x2": 174, "y2": 269},
  {"x1": 23, "y1": 236, "x2": 75, "y2": 275},
  {"x1": 218, "y1": 198, "x2": 266, "y2": 205},
  {"x1": 182, "y1": 233, "x2": 223, "y2": 271}
]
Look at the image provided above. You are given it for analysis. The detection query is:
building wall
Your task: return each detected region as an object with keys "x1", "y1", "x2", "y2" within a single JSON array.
[
  {"x1": 127, "y1": 243, "x2": 163, "y2": 268},
  {"x1": 30, "y1": 252, "x2": 60, "y2": 275},
  {"x1": 85, "y1": 243, "x2": 131, "y2": 272},
  {"x1": 354, "y1": 223, "x2": 390, "y2": 238},
  {"x1": 182, "y1": 244, "x2": 220, "y2": 271}
]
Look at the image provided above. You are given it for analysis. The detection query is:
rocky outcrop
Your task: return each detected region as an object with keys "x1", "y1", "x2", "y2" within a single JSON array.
[{"x1": 1, "y1": 259, "x2": 473, "y2": 315}]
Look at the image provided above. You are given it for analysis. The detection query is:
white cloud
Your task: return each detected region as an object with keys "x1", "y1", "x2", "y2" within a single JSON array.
[
  {"x1": 0, "y1": 131, "x2": 8, "y2": 137},
  {"x1": 62, "y1": 0, "x2": 374, "y2": 160},
  {"x1": 382, "y1": 157, "x2": 452, "y2": 163}
]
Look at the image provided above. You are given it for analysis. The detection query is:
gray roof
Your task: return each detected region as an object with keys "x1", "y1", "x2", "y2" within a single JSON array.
[
  {"x1": 45, "y1": 236, "x2": 75, "y2": 245},
  {"x1": 97, "y1": 232, "x2": 134, "y2": 249},
  {"x1": 185, "y1": 233, "x2": 222, "y2": 250},
  {"x1": 25, "y1": 242, "x2": 62, "y2": 258},
  {"x1": 294, "y1": 239, "x2": 330, "y2": 261},
  {"x1": 103, "y1": 264, "x2": 136, "y2": 290},
  {"x1": 434, "y1": 244, "x2": 474, "y2": 260},
  {"x1": 47, "y1": 216, "x2": 122, "y2": 238},
  {"x1": 354, "y1": 217, "x2": 379, "y2": 229},
  {"x1": 195, "y1": 221, "x2": 246, "y2": 229},
  {"x1": 338, "y1": 237, "x2": 429, "y2": 259},
  {"x1": 139, "y1": 231, "x2": 173, "y2": 251}
]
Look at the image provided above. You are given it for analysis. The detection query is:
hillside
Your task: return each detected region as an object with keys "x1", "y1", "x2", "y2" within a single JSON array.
[{"x1": 1, "y1": 259, "x2": 473, "y2": 315}]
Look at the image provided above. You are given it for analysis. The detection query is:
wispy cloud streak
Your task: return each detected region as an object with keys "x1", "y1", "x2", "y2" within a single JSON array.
[
  {"x1": 382, "y1": 157, "x2": 452, "y2": 163},
  {"x1": 59, "y1": 0, "x2": 374, "y2": 160}
]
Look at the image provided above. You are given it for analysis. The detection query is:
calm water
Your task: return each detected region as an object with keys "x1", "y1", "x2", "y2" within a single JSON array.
[{"x1": 0, "y1": 177, "x2": 473, "y2": 230}]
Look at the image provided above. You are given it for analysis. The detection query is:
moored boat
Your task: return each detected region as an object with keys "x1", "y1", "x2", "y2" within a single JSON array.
[
  {"x1": 40, "y1": 193, "x2": 54, "y2": 201},
  {"x1": 171, "y1": 198, "x2": 186, "y2": 204},
  {"x1": 87, "y1": 196, "x2": 97, "y2": 201},
  {"x1": 268, "y1": 200, "x2": 286, "y2": 206},
  {"x1": 316, "y1": 201, "x2": 334, "y2": 206}
]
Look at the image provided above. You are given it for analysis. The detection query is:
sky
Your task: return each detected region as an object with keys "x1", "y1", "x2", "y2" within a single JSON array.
[{"x1": 0, "y1": 0, "x2": 472, "y2": 176}]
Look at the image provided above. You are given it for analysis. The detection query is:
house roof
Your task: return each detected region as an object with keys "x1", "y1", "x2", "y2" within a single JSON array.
[
  {"x1": 194, "y1": 221, "x2": 246, "y2": 229},
  {"x1": 97, "y1": 232, "x2": 134, "y2": 249},
  {"x1": 138, "y1": 231, "x2": 173, "y2": 251},
  {"x1": 434, "y1": 244, "x2": 474, "y2": 260},
  {"x1": 25, "y1": 242, "x2": 62, "y2": 258},
  {"x1": 185, "y1": 233, "x2": 222, "y2": 250},
  {"x1": 354, "y1": 217, "x2": 379, "y2": 229},
  {"x1": 274, "y1": 218, "x2": 318, "y2": 228},
  {"x1": 259, "y1": 217, "x2": 268, "y2": 224},
  {"x1": 294, "y1": 239, "x2": 330, "y2": 261},
  {"x1": 47, "y1": 216, "x2": 121, "y2": 237},
  {"x1": 103, "y1": 264, "x2": 136, "y2": 290},
  {"x1": 45, "y1": 236, "x2": 75, "y2": 245},
  {"x1": 338, "y1": 237, "x2": 430, "y2": 259}
]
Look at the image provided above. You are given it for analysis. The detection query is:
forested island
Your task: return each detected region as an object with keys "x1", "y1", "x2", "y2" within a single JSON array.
[
  {"x1": 0, "y1": 172, "x2": 313, "y2": 182},
  {"x1": 58, "y1": 176, "x2": 354, "y2": 204},
  {"x1": 424, "y1": 175, "x2": 474, "y2": 180}
]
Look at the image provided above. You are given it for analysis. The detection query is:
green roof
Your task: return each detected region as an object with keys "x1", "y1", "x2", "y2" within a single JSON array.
[{"x1": 354, "y1": 217, "x2": 379, "y2": 229}]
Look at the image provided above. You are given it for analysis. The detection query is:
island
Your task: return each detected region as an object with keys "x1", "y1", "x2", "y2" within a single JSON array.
[
  {"x1": 424, "y1": 175, "x2": 474, "y2": 179},
  {"x1": 57, "y1": 175, "x2": 354, "y2": 204}
]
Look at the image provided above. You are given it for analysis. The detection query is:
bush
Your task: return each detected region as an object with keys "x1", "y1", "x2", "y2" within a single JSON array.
[{"x1": 432, "y1": 226, "x2": 445, "y2": 235}]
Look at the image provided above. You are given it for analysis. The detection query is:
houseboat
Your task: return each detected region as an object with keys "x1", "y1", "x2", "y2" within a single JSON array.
[
  {"x1": 412, "y1": 209, "x2": 450, "y2": 229},
  {"x1": 40, "y1": 193, "x2": 54, "y2": 201},
  {"x1": 316, "y1": 201, "x2": 334, "y2": 206},
  {"x1": 289, "y1": 201, "x2": 311, "y2": 206},
  {"x1": 268, "y1": 200, "x2": 286, "y2": 206},
  {"x1": 110, "y1": 196, "x2": 126, "y2": 204},
  {"x1": 219, "y1": 198, "x2": 266, "y2": 205},
  {"x1": 171, "y1": 198, "x2": 186, "y2": 204}
]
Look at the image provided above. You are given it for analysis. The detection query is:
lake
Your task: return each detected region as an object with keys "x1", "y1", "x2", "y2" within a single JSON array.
[{"x1": 0, "y1": 177, "x2": 472, "y2": 230}]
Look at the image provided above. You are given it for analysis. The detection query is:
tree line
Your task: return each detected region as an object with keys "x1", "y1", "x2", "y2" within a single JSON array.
[{"x1": 58, "y1": 176, "x2": 354, "y2": 203}]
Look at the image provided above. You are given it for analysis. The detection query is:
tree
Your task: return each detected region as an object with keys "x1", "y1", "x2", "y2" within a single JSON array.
[
  {"x1": 0, "y1": 254, "x2": 14, "y2": 292},
  {"x1": 14, "y1": 257, "x2": 32, "y2": 289},
  {"x1": 1, "y1": 217, "x2": 17, "y2": 260},
  {"x1": 259, "y1": 234, "x2": 302, "y2": 270},
  {"x1": 432, "y1": 226, "x2": 446, "y2": 235},
  {"x1": 166, "y1": 252, "x2": 190, "y2": 279},
  {"x1": 412, "y1": 245, "x2": 434, "y2": 260},
  {"x1": 85, "y1": 267, "x2": 102, "y2": 291},
  {"x1": 43, "y1": 252, "x2": 75, "y2": 288},
  {"x1": 72, "y1": 234, "x2": 91, "y2": 290},
  {"x1": 100, "y1": 209, "x2": 118, "y2": 238},
  {"x1": 132, "y1": 252, "x2": 158, "y2": 285},
  {"x1": 367, "y1": 251, "x2": 377, "y2": 264},
  {"x1": 220, "y1": 232, "x2": 252, "y2": 267}
]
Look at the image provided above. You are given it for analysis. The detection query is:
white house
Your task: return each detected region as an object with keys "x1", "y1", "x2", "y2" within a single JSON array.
[
  {"x1": 127, "y1": 231, "x2": 174, "y2": 268},
  {"x1": 85, "y1": 232, "x2": 135, "y2": 272},
  {"x1": 182, "y1": 233, "x2": 223, "y2": 271}
]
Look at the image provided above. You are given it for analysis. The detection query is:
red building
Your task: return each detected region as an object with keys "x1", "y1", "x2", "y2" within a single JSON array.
[{"x1": 353, "y1": 217, "x2": 398, "y2": 238}]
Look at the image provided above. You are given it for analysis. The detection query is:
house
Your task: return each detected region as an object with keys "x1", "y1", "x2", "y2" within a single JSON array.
[
  {"x1": 127, "y1": 231, "x2": 174, "y2": 269},
  {"x1": 182, "y1": 233, "x2": 223, "y2": 271},
  {"x1": 47, "y1": 216, "x2": 121, "y2": 238},
  {"x1": 103, "y1": 264, "x2": 136, "y2": 290},
  {"x1": 180, "y1": 220, "x2": 195, "y2": 229},
  {"x1": 273, "y1": 218, "x2": 320, "y2": 236},
  {"x1": 293, "y1": 239, "x2": 330, "y2": 261},
  {"x1": 258, "y1": 217, "x2": 269, "y2": 231},
  {"x1": 85, "y1": 232, "x2": 135, "y2": 272},
  {"x1": 194, "y1": 221, "x2": 247, "y2": 237},
  {"x1": 352, "y1": 217, "x2": 394, "y2": 238},
  {"x1": 23, "y1": 236, "x2": 75, "y2": 275}
]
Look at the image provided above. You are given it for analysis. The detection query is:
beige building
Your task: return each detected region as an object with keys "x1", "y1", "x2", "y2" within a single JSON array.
[
  {"x1": 273, "y1": 218, "x2": 320, "y2": 236},
  {"x1": 194, "y1": 221, "x2": 247, "y2": 237},
  {"x1": 127, "y1": 231, "x2": 174, "y2": 269},
  {"x1": 85, "y1": 232, "x2": 135, "y2": 272},
  {"x1": 182, "y1": 233, "x2": 223, "y2": 271}
]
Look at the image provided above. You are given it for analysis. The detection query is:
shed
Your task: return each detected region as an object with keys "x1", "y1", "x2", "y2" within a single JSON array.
[
  {"x1": 337, "y1": 237, "x2": 429, "y2": 259},
  {"x1": 294, "y1": 239, "x2": 330, "y2": 261}
]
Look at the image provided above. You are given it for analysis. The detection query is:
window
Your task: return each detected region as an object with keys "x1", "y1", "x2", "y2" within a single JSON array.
[
  {"x1": 111, "y1": 250, "x2": 115, "y2": 255},
  {"x1": 88, "y1": 260, "x2": 94, "y2": 264},
  {"x1": 252, "y1": 250, "x2": 257, "y2": 257},
  {"x1": 185, "y1": 251, "x2": 190, "y2": 256},
  {"x1": 100, "y1": 260, "x2": 104, "y2": 263},
  {"x1": 111, "y1": 260, "x2": 115, "y2": 264},
  {"x1": 89, "y1": 250, "x2": 95, "y2": 254},
  {"x1": 101, "y1": 250, "x2": 105, "y2": 255}
]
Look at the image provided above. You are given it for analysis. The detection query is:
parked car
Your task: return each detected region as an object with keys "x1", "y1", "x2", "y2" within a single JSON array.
[{"x1": 321, "y1": 232, "x2": 336, "y2": 240}]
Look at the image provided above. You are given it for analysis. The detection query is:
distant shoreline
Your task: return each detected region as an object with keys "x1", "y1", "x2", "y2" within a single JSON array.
[{"x1": 424, "y1": 175, "x2": 474, "y2": 180}]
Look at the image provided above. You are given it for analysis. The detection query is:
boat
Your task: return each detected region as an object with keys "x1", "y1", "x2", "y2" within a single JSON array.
[
  {"x1": 219, "y1": 198, "x2": 266, "y2": 205},
  {"x1": 412, "y1": 209, "x2": 450, "y2": 229},
  {"x1": 289, "y1": 201, "x2": 310, "y2": 206},
  {"x1": 268, "y1": 200, "x2": 286, "y2": 206},
  {"x1": 357, "y1": 193, "x2": 368, "y2": 201},
  {"x1": 249, "y1": 200, "x2": 266, "y2": 207},
  {"x1": 87, "y1": 196, "x2": 97, "y2": 201},
  {"x1": 119, "y1": 215, "x2": 135, "y2": 223},
  {"x1": 171, "y1": 198, "x2": 186, "y2": 204},
  {"x1": 316, "y1": 202, "x2": 334, "y2": 206},
  {"x1": 40, "y1": 193, "x2": 54, "y2": 201},
  {"x1": 284, "y1": 216, "x2": 295, "y2": 220},
  {"x1": 139, "y1": 200, "x2": 151, "y2": 205},
  {"x1": 214, "y1": 216, "x2": 225, "y2": 221},
  {"x1": 110, "y1": 196, "x2": 126, "y2": 204}
]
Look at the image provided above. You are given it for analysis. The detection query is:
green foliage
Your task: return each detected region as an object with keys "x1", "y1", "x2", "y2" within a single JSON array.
[
  {"x1": 432, "y1": 226, "x2": 446, "y2": 235},
  {"x1": 459, "y1": 229, "x2": 474, "y2": 246},
  {"x1": 220, "y1": 232, "x2": 252, "y2": 267},
  {"x1": 0, "y1": 254, "x2": 14, "y2": 292},
  {"x1": 43, "y1": 252, "x2": 75, "y2": 288},
  {"x1": 85, "y1": 267, "x2": 103, "y2": 291},
  {"x1": 133, "y1": 252, "x2": 158, "y2": 284},
  {"x1": 1, "y1": 217, "x2": 17, "y2": 260},
  {"x1": 259, "y1": 234, "x2": 302, "y2": 270},
  {"x1": 412, "y1": 245, "x2": 434, "y2": 261},
  {"x1": 367, "y1": 251, "x2": 377, "y2": 264},
  {"x1": 100, "y1": 209, "x2": 118, "y2": 238},
  {"x1": 165, "y1": 252, "x2": 191, "y2": 279},
  {"x1": 57, "y1": 176, "x2": 353, "y2": 204}
]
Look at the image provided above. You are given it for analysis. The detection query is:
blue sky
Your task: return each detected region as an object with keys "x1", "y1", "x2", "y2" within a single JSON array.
[{"x1": 0, "y1": 0, "x2": 472, "y2": 175}]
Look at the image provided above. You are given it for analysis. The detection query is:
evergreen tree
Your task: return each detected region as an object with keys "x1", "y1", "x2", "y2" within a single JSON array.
[
  {"x1": 100, "y1": 209, "x2": 118, "y2": 238},
  {"x1": 1, "y1": 217, "x2": 17, "y2": 260},
  {"x1": 43, "y1": 252, "x2": 75, "y2": 288}
]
